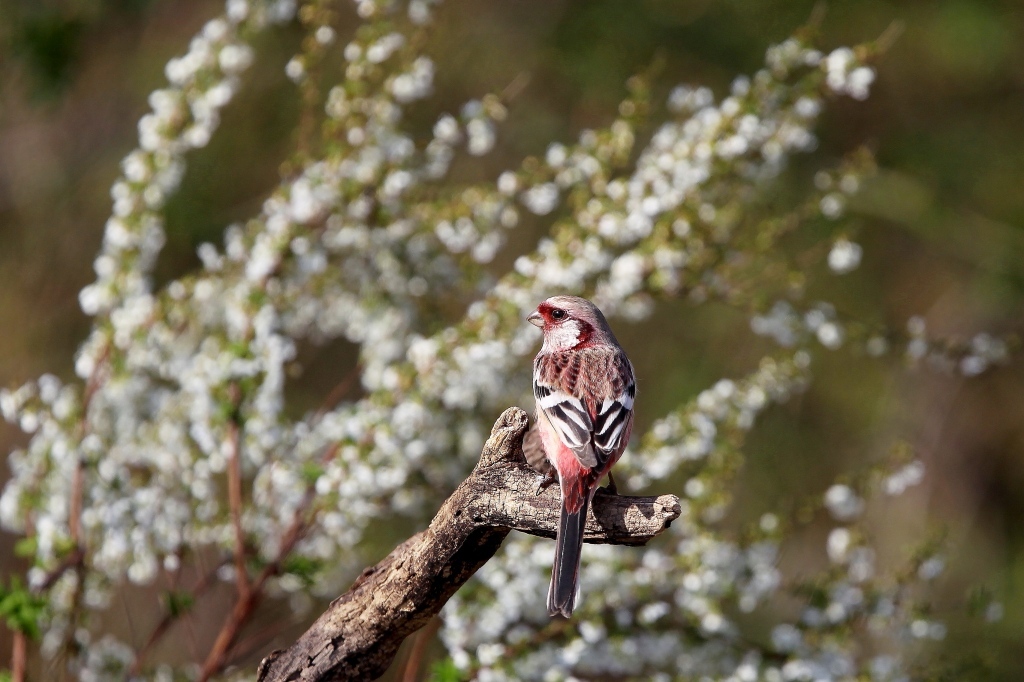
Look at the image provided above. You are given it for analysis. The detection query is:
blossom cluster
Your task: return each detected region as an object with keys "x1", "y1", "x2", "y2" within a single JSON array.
[{"x1": 0, "y1": 0, "x2": 1007, "y2": 680}]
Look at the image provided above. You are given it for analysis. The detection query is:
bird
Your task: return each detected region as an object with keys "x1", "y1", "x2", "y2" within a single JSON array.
[{"x1": 527, "y1": 295, "x2": 636, "y2": 617}]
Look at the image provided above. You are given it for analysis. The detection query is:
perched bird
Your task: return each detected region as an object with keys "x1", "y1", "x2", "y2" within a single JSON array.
[{"x1": 527, "y1": 295, "x2": 635, "y2": 617}]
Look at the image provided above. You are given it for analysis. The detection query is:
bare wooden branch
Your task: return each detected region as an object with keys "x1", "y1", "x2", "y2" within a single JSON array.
[{"x1": 256, "y1": 407, "x2": 681, "y2": 682}]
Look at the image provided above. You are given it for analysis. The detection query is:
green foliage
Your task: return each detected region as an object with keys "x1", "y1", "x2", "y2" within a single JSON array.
[
  {"x1": 301, "y1": 462, "x2": 325, "y2": 486},
  {"x1": 282, "y1": 555, "x2": 324, "y2": 588},
  {"x1": 13, "y1": 537, "x2": 37, "y2": 559},
  {"x1": 0, "y1": 577, "x2": 46, "y2": 640},
  {"x1": 428, "y1": 657, "x2": 465, "y2": 682},
  {"x1": 161, "y1": 590, "x2": 195, "y2": 619}
]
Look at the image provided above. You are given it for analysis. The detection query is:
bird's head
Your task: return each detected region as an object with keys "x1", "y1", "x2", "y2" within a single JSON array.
[{"x1": 527, "y1": 295, "x2": 617, "y2": 352}]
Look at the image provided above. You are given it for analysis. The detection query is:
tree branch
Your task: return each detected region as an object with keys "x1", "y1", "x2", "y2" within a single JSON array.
[{"x1": 256, "y1": 407, "x2": 681, "y2": 682}]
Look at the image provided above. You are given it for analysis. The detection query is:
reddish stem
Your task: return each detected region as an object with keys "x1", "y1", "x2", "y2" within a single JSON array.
[
  {"x1": 11, "y1": 632, "x2": 25, "y2": 682},
  {"x1": 197, "y1": 491, "x2": 314, "y2": 682},
  {"x1": 197, "y1": 436, "x2": 340, "y2": 679},
  {"x1": 401, "y1": 617, "x2": 441, "y2": 682},
  {"x1": 128, "y1": 562, "x2": 224, "y2": 677},
  {"x1": 226, "y1": 397, "x2": 251, "y2": 599}
]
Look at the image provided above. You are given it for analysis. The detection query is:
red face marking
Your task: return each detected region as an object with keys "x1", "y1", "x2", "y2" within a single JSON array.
[{"x1": 536, "y1": 301, "x2": 595, "y2": 348}]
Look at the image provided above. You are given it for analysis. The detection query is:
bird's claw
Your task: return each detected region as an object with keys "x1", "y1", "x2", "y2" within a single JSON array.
[
  {"x1": 536, "y1": 469, "x2": 559, "y2": 495},
  {"x1": 604, "y1": 471, "x2": 618, "y2": 496}
]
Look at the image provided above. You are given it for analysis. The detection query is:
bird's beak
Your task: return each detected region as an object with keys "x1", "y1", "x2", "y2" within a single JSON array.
[{"x1": 527, "y1": 310, "x2": 544, "y2": 327}]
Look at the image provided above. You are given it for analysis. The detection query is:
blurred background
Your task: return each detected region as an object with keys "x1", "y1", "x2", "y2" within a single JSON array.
[{"x1": 1, "y1": 0, "x2": 1022, "y2": 677}]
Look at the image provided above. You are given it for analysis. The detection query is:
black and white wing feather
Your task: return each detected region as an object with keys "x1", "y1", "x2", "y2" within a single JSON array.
[
  {"x1": 533, "y1": 350, "x2": 635, "y2": 470},
  {"x1": 534, "y1": 383, "x2": 598, "y2": 467},
  {"x1": 591, "y1": 381, "x2": 635, "y2": 463}
]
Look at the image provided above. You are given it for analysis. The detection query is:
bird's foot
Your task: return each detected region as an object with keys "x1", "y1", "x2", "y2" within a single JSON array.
[
  {"x1": 536, "y1": 469, "x2": 559, "y2": 496},
  {"x1": 604, "y1": 471, "x2": 619, "y2": 496}
]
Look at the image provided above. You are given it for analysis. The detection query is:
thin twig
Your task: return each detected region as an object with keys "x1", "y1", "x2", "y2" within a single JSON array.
[
  {"x1": 128, "y1": 561, "x2": 225, "y2": 677},
  {"x1": 67, "y1": 463, "x2": 85, "y2": 545},
  {"x1": 226, "y1": 611, "x2": 305, "y2": 670},
  {"x1": 499, "y1": 71, "x2": 531, "y2": 104},
  {"x1": 807, "y1": 1, "x2": 827, "y2": 29},
  {"x1": 197, "y1": 486, "x2": 316, "y2": 682},
  {"x1": 32, "y1": 547, "x2": 84, "y2": 594},
  {"x1": 197, "y1": 584, "x2": 262, "y2": 682},
  {"x1": 41, "y1": 343, "x2": 114, "y2": 680},
  {"x1": 12, "y1": 632, "x2": 26, "y2": 682},
  {"x1": 313, "y1": 362, "x2": 363, "y2": 419},
  {"x1": 873, "y1": 20, "x2": 905, "y2": 56},
  {"x1": 227, "y1": 384, "x2": 251, "y2": 599},
  {"x1": 196, "y1": 436, "x2": 342, "y2": 681},
  {"x1": 401, "y1": 616, "x2": 440, "y2": 682},
  {"x1": 69, "y1": 343, "x2": 111, "y2": 544}
]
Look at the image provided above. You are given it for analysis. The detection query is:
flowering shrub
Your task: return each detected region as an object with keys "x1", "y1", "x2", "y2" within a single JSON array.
[{"x1": 0, "y1": 0, "x2": 1010, "y2": 680}]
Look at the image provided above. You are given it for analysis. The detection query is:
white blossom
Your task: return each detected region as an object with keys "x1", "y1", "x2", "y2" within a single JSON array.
[
  {"x1": 824, "y1": 484, "x2": 864, "y2": 521},
  {"x1": 828, "y1": 238, "x2": 862, "y2": 273}
]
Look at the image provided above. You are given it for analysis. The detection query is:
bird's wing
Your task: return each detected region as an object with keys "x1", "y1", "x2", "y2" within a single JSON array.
[
  {"x1": 592, "y1": 378, "x2": 635, "y2": 465},
  {"x1": 522, "y1": 422, "x2": 554, "y2": 475},
  {"x1": 534, "y1": 382, "x2": 598, "y2": 468}
]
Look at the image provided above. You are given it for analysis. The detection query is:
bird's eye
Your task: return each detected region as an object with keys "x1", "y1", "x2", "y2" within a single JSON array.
[{"x1": 551, "y1": 308, "x2": 566, "y2": 320}]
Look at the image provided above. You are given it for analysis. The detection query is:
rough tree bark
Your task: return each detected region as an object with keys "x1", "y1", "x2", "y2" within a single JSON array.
[{"x1": 256, "y1": 407, "x2": 682, "y2": 682}]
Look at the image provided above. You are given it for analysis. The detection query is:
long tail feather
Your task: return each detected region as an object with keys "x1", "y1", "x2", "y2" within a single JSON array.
[{"x1": 547, "y1": 497, "x2": 590, "y2": 617}]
